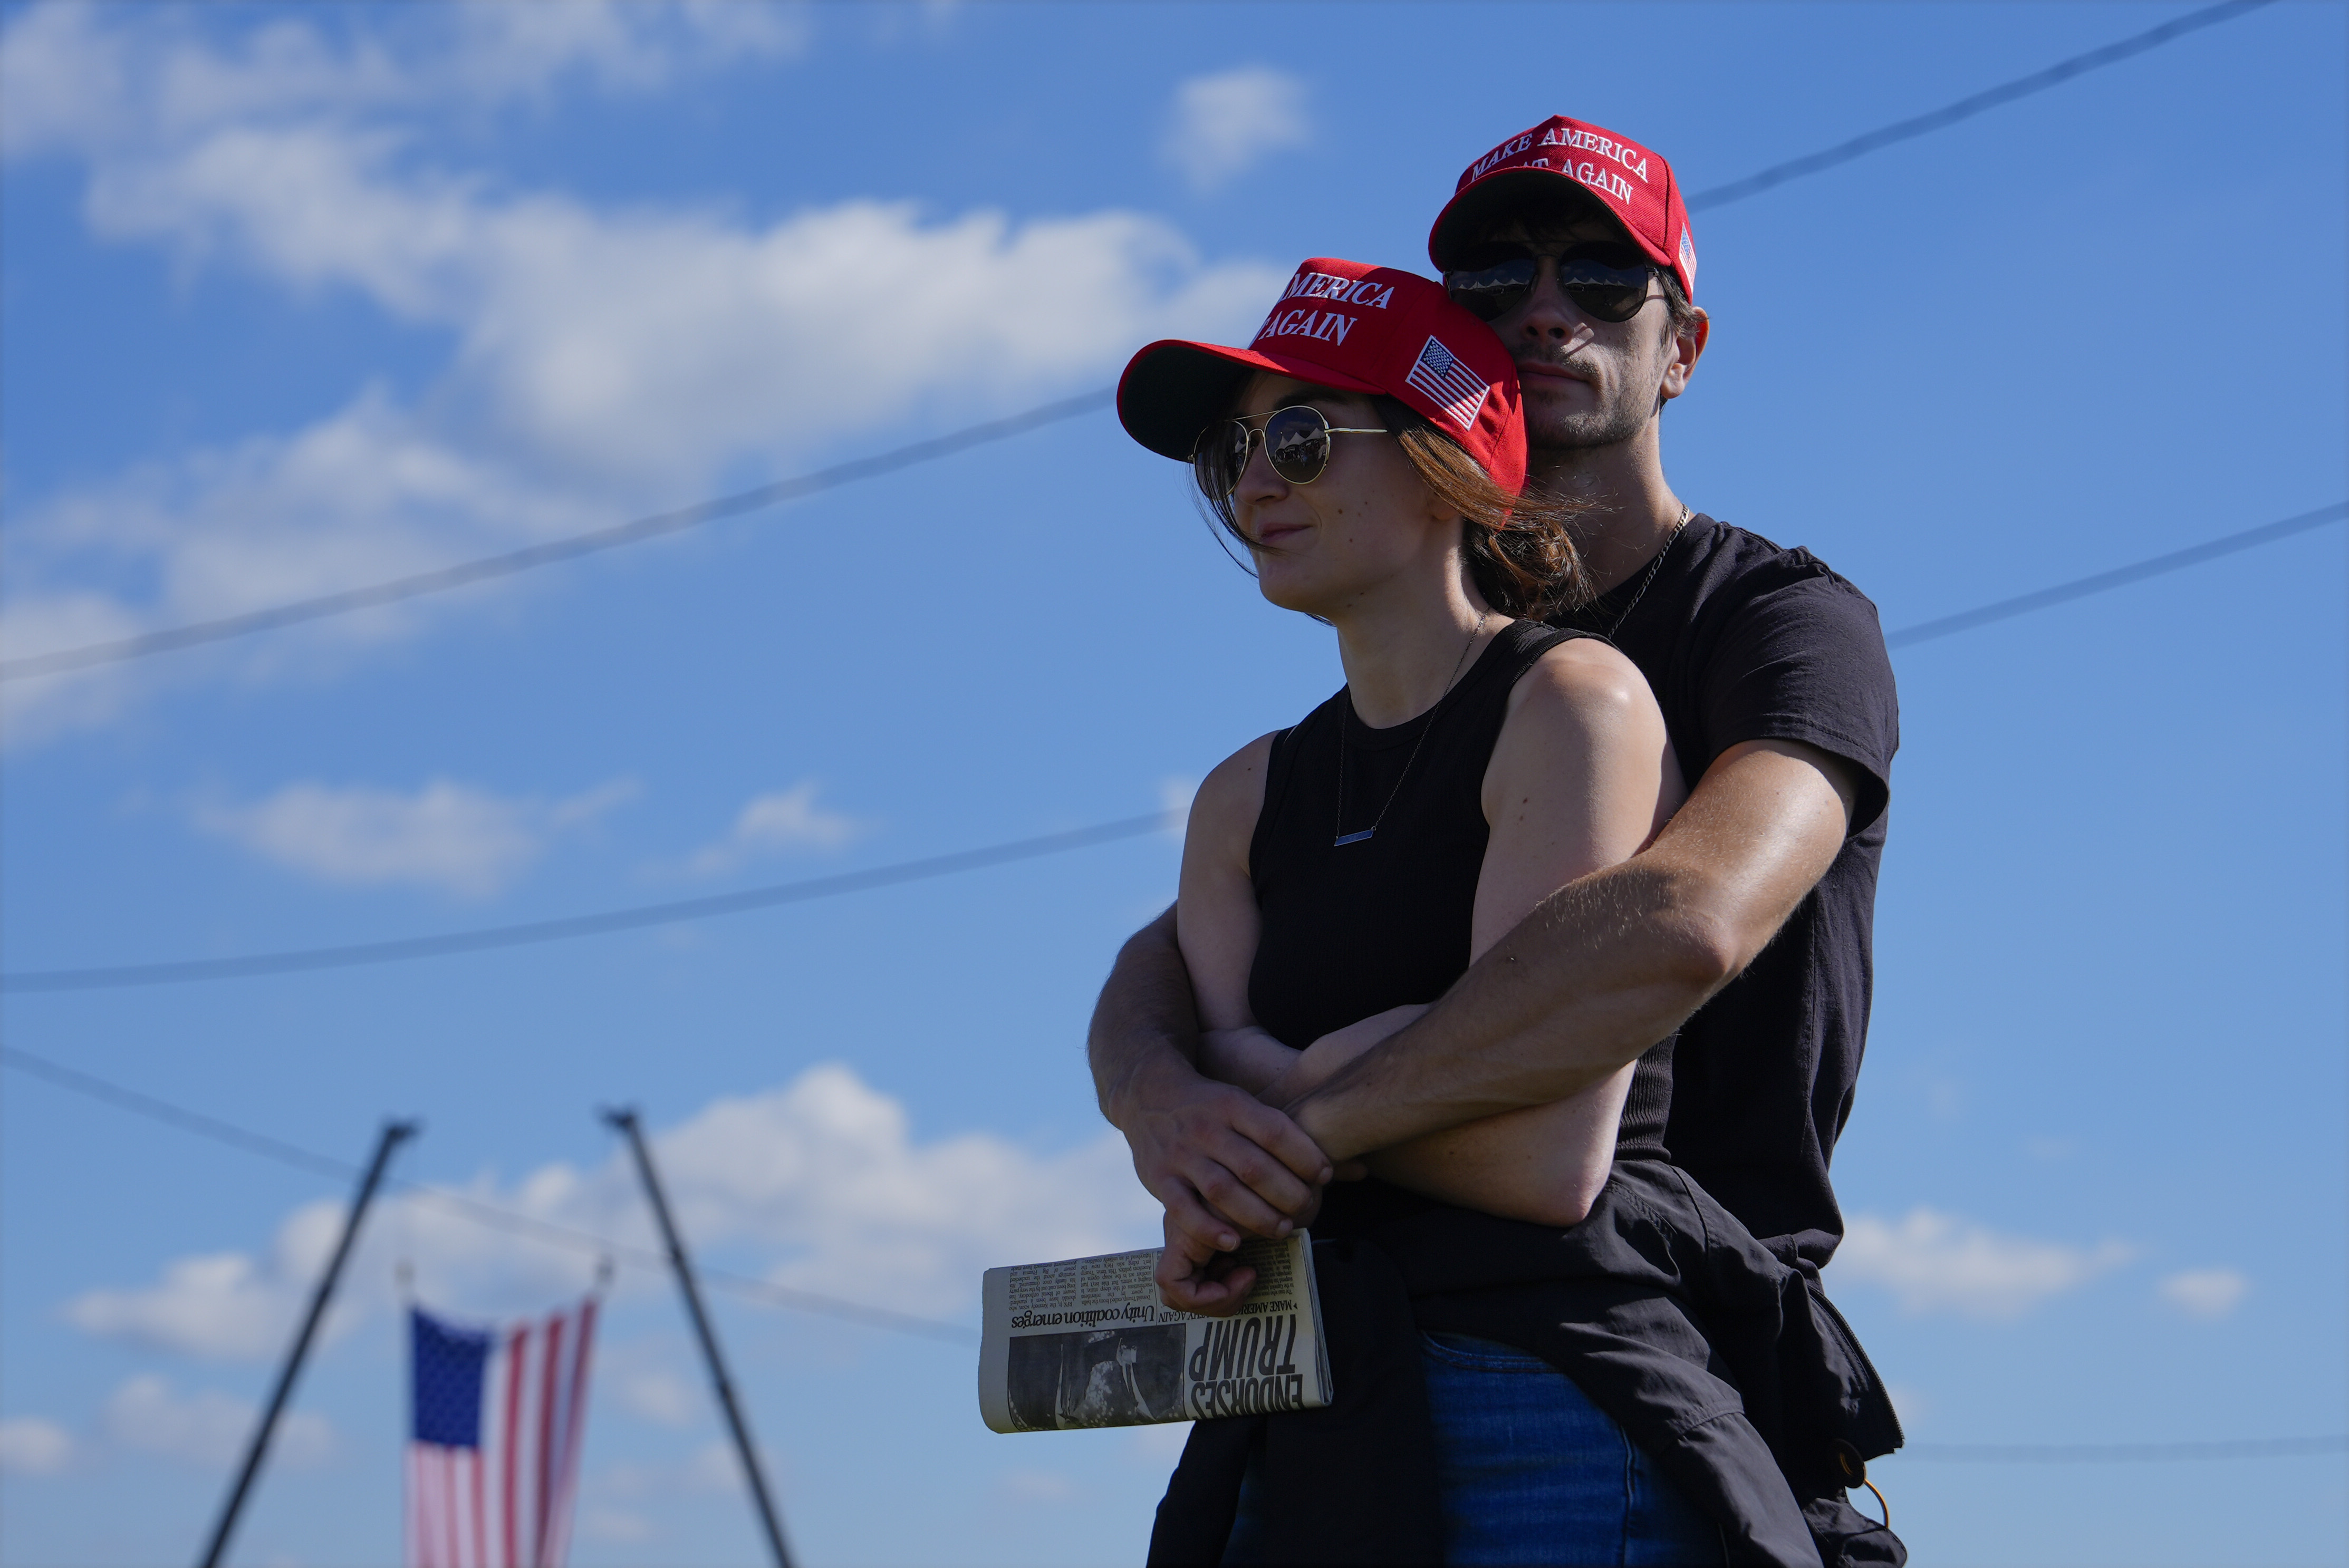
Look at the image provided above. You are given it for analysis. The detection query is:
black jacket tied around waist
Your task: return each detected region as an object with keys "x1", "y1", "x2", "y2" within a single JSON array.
[{"x1": 1147, "y1": 1163, "x2": 1905, "y2": 1567}]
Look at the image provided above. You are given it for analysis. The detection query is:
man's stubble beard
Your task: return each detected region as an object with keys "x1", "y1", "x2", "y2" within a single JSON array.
[{"x1": 1519, "y1": 354, "x2": 1658, "y2": 460}]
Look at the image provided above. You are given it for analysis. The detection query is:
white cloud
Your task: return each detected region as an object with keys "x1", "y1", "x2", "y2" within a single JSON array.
[
  {"x1": 1000, "y1": 1467, "x2": 1077, "y2": 1504},
  {"x1": 1158, "y1": 776, "x2": 1200, "y2": 827},
  {"x1": 0, "y1": 1416, "x2": 77, "y2": 1476},
  {"x1": 0, "y1": 1, "x2": 807, "y2": 156},
  {"x1": 582, "y1": 1506, "x2": 655, "y2": 1544},
  {"x1": 617, "y1": 1368, "x2": 700, "y2": 1429},
  {"x1": 65, "y1": 1199, "x2": 347, "y2": 1360},
  {"x1": 1128, "y1": 1420, "x2": 1192, "y2": 1465},
  {"x1": 2158, "y1": 1267, "x2": 2249, "y2": 1321},
  {"x1": 64, "y1": 1062, "x2": 1159, "y2": 1364},
  {"x1": 0, "y1": 5, "x2": 1285, "y2": 744},
  {"x1": 686, "y1": 782, "x2": 864, "y2": 875},
  {"x1": 1160, "y1": 66, "x2": 1311, "y2": 193},
  {"x1": 1831, "y1": 1207, "x2": 2131, "y2": 1321},
  {"x1": 101, "y1": 1376, "x2": 332, "y2": 1469},
  {"x1": 195, "y1": 776, "x2": 635, "y2": 898}
]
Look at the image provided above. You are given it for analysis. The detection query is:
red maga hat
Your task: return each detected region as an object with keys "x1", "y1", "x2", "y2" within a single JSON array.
[
  {"x1": 1118, "y1": 257, "x2": 1526, "y2": 493},
  {"x1": 1428, "y1": 115, "x2": 1697, "y2": 301}
]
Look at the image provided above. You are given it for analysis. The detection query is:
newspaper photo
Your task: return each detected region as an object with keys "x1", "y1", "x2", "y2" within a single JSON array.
[{"x1": 978, "y1": 1233, "x2": 1332, "y2": 1433}]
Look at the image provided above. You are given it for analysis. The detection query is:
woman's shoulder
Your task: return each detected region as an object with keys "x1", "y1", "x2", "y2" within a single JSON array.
[
  {"x1": 1186, "y1": 730, "x2": 1284, "y2": 845},
  {"x1": 1500, "y1": 631, "x2": 1667, "y2": 737}
]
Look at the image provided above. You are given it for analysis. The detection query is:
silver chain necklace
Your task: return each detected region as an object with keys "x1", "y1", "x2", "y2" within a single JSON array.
[
  {"x1": 1604, "y1": 506, "x2": 1693, "y2": 638},
  {"x1": 1334, "y1": 610, "x2": 1487, "y2": 848}
]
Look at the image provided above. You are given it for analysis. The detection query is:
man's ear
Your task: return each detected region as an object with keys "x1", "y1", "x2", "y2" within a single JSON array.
[{"x1": 1659, "y1": 307, "x2": 1710, "y2": 403}]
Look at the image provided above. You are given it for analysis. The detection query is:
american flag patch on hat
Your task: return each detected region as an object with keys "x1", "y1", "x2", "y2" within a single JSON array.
[{"x1": 1404, "y1": 336, "x2": 1489, "y2": 430}]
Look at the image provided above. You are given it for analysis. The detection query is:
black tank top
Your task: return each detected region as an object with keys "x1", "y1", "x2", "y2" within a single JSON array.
[{"x1": 1247, "y1": 618, "x2": 1672, "y2": 1162}]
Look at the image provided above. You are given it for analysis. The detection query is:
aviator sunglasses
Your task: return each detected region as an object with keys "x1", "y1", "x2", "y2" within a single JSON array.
[
  {"x1": 1193, "y1": 404, "x2": 1388, "y2": 499},
  {"x1": 1443, "y1": 244, "x2": 1659, "y2": 324}
]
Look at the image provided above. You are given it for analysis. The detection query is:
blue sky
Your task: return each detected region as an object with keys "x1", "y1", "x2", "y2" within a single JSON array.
[{"x1": 1, "y1": 2, "x2": 2343, "y2": 1564}]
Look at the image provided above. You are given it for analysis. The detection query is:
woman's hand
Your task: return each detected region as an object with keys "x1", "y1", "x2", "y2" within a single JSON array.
[
  {"x1": 1197, "y1": 1026, "x2": 1301, "y2": 1097},
  {"x1": 1259, "y1": 1004, "x2": 1430, "y2": 1110}
]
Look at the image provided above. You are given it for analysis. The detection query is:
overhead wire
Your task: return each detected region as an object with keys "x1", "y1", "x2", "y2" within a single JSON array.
[
  {"x1": 1682, "y1": 0, "x2": 2274, "y2": 211},
  {"x1": 9, "y1": 1042, "x2": 2343, "y2": 1461},
  {"x1": 5, "y1": 501, "x2": 2339, "y2": 996},
  {"x1": 0, "y1": 1043, "x2": 977, "y2": 1346},
  {"x1": 0, "y1": 810, "x2": 1172, "y2": 993},
  {"x1": 0, "y1": 0, "x2": 2278, "y2": 683},
  {"x1": 1898, "y1": 1435, "x2": 2348, "y2": 1464},
  {"x1": 1885, "y1": 500, "x2": 2346, "y2": 649},
  {"x1": 0, "y1": 391, "x2": 1112, "y2": 683}
]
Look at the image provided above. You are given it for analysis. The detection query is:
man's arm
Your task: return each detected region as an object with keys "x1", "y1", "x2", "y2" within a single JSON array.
[
  {"x1": 1286, "y1": 738, "x2": 1859, "y2": 1161},
  {"x1": 1087, "y1": 906, "x2": 1333, "y2": 1252}
]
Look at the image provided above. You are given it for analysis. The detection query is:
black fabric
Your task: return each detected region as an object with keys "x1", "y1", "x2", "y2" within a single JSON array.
[
  {"x1": 1558, "y1": 516, "x2": 1900, "y2": 1269},
  {"x1": 1152, "y1": 610, "x2": 1904, "y2": 1562},
  {"x1": 1246, "y1": 618, "x2": 1672, "y2": 1160},
  {"x1": 1150, "y1": 1168, "x2": 1907, "y2": 1566},
  {"x1": 1150, "y1": 1241, "x2": 1445, "y2": 1566}
]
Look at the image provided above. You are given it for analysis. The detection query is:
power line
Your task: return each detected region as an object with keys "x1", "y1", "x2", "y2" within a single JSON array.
[
  {"x1": 1885, "y1": 501, "x2": 2346, "y2": 649},
  {"x1": 1899, "y1": 1435, "x2": 2347, "y2": 1464},
  {"x1": 0, "y1": 391, "x2": 1113, "y2": 683},
  {"x1": 8, "y1": 500, "x2": 2344, "y2": 996},
  {"x1": 0, "y1": 1043, "x2": 977, "y2": 1346},
  {"x1": 8, "y1": 1043, "x2": 2341, "y2": 1460},
  {"x1": 1684, "y1": 0, "x2": 2274, "y2": 211},
  {"x1": 1, "y1": 2, "x2": 2274, "y2": 682},
  {"x1": 0, "y1": 810, "x2": 1172, "y2": 993}
]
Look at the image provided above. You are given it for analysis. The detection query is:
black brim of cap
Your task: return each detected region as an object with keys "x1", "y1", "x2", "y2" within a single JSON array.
[
  {"x1": 1117, "y1": 339, "x2": 1387, "y2": 463},
  {"x1": 1427, "y1": 168, "x2": 1628, "y2": 269}
]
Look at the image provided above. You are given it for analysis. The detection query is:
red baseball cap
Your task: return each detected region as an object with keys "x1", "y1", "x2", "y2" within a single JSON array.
[
  {"x1": 1427, "y1": 115, "x2": 1697, "y2": 301},
  {"x1": 1118, "y1": 257, "x2": 1527, "y2": 493}
]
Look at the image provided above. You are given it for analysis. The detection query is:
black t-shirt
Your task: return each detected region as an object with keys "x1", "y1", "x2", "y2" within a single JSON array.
[{"x1": 1554, "y1": 514, "x2": 1900, "y2": 1270}]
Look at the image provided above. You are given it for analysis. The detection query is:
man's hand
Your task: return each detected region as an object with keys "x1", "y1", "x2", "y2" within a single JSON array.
[
  {"x1": 1119, "y1": 1053, "x2": 1333, "y2": 1257},
  {"x1": 1090, "y1": 905, "x2": 1335, "y2": 1255},
  {"x1": 1156, "y1": 1211, "x2": 1263, "y2": 1317}
]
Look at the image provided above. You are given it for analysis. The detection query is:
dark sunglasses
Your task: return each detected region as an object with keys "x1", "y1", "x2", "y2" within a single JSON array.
[
  {"x1": 1192, "y1": 404, "x2": 1387, "y2": 499},
  {"x1": 1443, "y1": 245, "x2": 1658, "y2": 324}
]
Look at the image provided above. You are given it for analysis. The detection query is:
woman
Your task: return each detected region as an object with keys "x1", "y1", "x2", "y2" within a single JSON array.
[{"x1": 1117, "y1": 260, "x2": 1729, "y2": 1564}]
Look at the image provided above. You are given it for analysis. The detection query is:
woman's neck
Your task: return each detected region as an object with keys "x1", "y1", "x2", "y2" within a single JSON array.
[{"x1": 1328, "y1": 567, "x2": 1503, "y2": 729}]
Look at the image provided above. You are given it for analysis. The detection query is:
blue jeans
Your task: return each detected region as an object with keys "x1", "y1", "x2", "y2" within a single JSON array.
[{"x1": 1224, "y1": 1332, "x2": 1725, "y2": 1566}]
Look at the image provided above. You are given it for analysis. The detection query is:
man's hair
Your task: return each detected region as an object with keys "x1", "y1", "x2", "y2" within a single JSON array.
[{"x1": 1655, "y1": 268, "x2": 1701, "y2": 347}]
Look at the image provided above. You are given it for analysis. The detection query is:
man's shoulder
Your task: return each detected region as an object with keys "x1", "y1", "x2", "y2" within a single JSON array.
[
  {"x1": 1682, "y1": 516, "x2": 1876, "y2": 609},
  {"x1": 1673, "y1": 516, "x2": 1886, "y2": 645}
]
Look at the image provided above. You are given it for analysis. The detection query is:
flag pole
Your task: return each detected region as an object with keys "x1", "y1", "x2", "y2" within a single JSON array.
[
  {"x1": 602, "y1": 1107, "x2": 794, "y2": 1568},
  {"x1": 198, "y1": 1118, "x2": 417, "y2": 1568}
]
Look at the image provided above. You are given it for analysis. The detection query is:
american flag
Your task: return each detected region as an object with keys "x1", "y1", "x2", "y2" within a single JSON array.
[
  {"x1": 1404, "y1": 335, "x2": 1491, "y2": 430},
  {"x1": 407, "y1": 1298, "x2": 598, "y2": 1568}
]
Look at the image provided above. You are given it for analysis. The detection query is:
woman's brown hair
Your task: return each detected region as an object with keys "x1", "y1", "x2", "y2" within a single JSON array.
[{"x1": 1195, "y1": 390, "x2": 1593, "y2": 620}]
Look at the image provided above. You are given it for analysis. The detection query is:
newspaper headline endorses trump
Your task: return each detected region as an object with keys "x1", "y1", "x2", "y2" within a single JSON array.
[{"x1": 979, "y1": 1234, "x2": 1332, "y2": 1433}]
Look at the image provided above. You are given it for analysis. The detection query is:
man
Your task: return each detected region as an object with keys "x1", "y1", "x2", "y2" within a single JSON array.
[{"x1": 1095, "y1": 117, "x2": 1902, "y2": 1561}]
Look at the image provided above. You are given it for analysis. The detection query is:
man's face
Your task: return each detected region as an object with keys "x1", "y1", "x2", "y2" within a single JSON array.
[{"x1": 1461, "y1": 210, "x2": 1697, "y2": 455}]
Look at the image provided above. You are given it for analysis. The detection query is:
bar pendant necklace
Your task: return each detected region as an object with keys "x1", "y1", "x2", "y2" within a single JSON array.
[{"x1": 1334, "y1": 612, "x2": 1485, "y2": 847}]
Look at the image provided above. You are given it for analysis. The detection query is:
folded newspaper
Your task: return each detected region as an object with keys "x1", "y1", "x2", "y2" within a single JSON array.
[{"x1": 979, "y1": 1233, "x2": 1333, "y2": 1433}]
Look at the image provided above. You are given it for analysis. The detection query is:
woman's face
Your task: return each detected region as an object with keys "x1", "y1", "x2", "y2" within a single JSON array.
[{"x1": 1228, "y1": 374, "x2": 1456, "y2": 620}]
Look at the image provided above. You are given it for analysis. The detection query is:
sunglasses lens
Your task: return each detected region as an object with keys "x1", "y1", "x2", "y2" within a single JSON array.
[
  {"x1": 1193, "y1": 419, "x2": 1250, "y2": 497},
  {"x1": 1557, "y1": 257, "x2": 1653, "y2": 323},
  {"x1": 1264, "y1": 407, "x2": 1332, "y2": 484},
  {"x1": 1444, "y1": 256, "x2": 1539, "y2": 321}
]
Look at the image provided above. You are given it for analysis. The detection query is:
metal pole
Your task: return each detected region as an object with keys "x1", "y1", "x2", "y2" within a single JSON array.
[
  {"x1": 603, "y1": 1107, "x2": 793, "y2": 1568},
  {"x1": 197, "y1": 1119, "x2": 417, "y2": 1568}
]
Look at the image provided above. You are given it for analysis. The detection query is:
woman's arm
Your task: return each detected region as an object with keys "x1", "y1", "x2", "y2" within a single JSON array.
[
  {"x1": 1176, "y1": 732, "x2": 1278, "y2": 1035},
  {"x1": 1362, "y1": 638, "x2": 1686, "y2": 1225},
  {"x1": 1159, "y1": 733, "x2": 1296, "y2": 1312}
]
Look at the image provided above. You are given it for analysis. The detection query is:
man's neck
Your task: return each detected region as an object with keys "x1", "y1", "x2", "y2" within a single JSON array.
[{"x1": 1530, "y1": 423, "x2": 1687, "y2": 596}]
